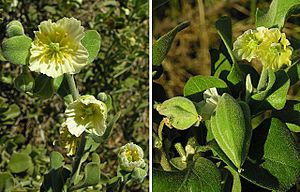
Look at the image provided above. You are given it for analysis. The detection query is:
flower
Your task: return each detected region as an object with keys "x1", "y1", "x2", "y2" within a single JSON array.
[
  {"x1": 29, "y1": 17, "x2": 88, "y2": 78},
  {"x1": 233, "y1": 27, "x2": 266, "y2": 62},
  {"x1": 197, "y1": 88, "x2": 220, "y2": 120},
  {"x1": 59, "y1": 125, "x2": 80, "y2": 156},
  {"x1": 65, "y1": 95, "x2": 107, "y2": 137},
  {"x1": 118, "y1": 142, "x2": 146, "y2": 172},
  {"x1": 233, "y1": 27, "x2": 293, "y2": 70},
  {"x1": 257, "y1": 30, "x2": 293, "y2": 70}
]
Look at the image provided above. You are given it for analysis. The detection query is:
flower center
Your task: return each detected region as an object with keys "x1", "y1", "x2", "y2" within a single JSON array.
[
  {"x1": 270, "y1": 42, "x2": 282, "y2": 54},
  {"x1": 125, "y1": 148, "x2": 140, "y2": 162},
  {"x1": 83, "y1": 104, "x2": 96, "y2": 117},
  {"x1": 49, "y1": 42, "x2": 61, "y2": 53}
]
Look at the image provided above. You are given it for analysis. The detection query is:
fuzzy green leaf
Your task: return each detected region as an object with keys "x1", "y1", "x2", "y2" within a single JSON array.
[
  {"x1": 8, "y1": 152, "x2": 33, "y2": 173},
  {"x1": 156, "y1": 97, "x2": 199, "y2": 130},
  {"x1": 244, "y1": 118, "x2": 300, "y2": 191},
  {"x1": 212, "y1": 93, "x2": 251, "y2": 170},
  {"x1": 71, "y1": 162, "x2": 100, "y2": 190},
  {"x1": 256, "y1": 0, "x2": 300, "y2": 29},
  {"x1": 50, "y1": 151, "x2": 64, "y2": 170},
  {"x1": 2, "y1": 35, "x2": 32, "y2": 65},
  {"x1": 153, "y1": 157, "x2": 222, "y2": 192},
  {"x1": 153, "y1": 21, "x2": 189, "y2": 66},
  {"x1": 81, "y1": 30, "x2": 101, "y2": 63},
  {"x1": 0, "y1": 172, "x2": 14, "y2": 191}
]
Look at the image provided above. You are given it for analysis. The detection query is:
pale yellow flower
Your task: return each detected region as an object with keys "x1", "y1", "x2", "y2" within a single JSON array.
[
  {"x1": 65, "y1": 95, "x2": 107, "y2": 137},
  {"x1": 118, "y1": 142, "x2": 146, "y2": 172},
  {"x1": 59, "y1": 126, "x2": 80, "y2": 156},
  {"x1": 233, "y1": 27, "x2": 293, "y2": 70},
  {"x1": 233, "y1": 28, "x2": 265, "y2": 62},
  {"x1": 257, "y1": 30, "x2": 293, "y2": 70},
  {"x1": 29, "y1": 17, "x2": 88, "y2": 78}
]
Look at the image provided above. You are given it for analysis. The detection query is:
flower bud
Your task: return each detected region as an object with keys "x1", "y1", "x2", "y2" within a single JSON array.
[
  {"x1": 6, "y1": 20, "x2": 24, "y2": 37},
  {"x1": 118, "y1": 142, "x2": 146, "y2": 172}
]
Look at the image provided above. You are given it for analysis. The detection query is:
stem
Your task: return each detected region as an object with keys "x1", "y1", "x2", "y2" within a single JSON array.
[
  {"x1": 65, "y1": 74, "x2": 80, "y2": 100},
  {"x1": 257, "y1": 67, "x2": 268, "y2": 91},
  {"x1": 69, "y1": 132, "x2": 86, "y2": 184}
]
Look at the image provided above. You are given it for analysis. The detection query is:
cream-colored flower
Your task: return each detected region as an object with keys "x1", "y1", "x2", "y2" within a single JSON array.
[
  {"x1": 118, "y1": 142, "x2": 146, "y2": 172},
  {"x1": 233, "y1": 27, "x2": 293, "y2": 70},
  {"x1": 197, "y1": 88, "x2": 220, "y2": 120},
  {"x1": 257, "y1": 30, "x2": 293, "y2": 70},
  {"x1": 233, "y1": 28, "x2": 265, "y2": 62},
  {"x1": 29, "y1": 17, "x2": 88, "y2": 78},
  {"x1": 59, "y1": 126, "x2": 80, "y2": 156},
  {"x1": 65, "y1": 95, "x2": 107, "y2": 137}
]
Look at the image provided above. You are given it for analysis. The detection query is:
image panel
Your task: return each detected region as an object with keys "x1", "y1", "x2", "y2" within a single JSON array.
[
  {"x1": 0, "y1": 0, "x2": 149, "y2": 191},
  {"x1": 152, "y1": 0, "x2": 300, "y2": 191}
]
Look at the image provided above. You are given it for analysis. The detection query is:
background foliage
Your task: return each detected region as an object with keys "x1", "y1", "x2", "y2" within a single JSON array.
[{"x1": 0, "y1": 0, "x2": 149, "y2": 191}]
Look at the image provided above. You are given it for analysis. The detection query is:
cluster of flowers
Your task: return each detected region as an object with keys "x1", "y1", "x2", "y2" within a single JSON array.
[
  {"x1": 233, "y1": 27, "x2": 293, "y2": 70},
  {"x1": 6, "y1": 17, "x2": 146, "y2": 174}
]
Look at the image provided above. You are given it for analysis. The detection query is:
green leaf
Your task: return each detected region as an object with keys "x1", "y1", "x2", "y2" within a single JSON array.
[
  {"x1": 252, "y1": 68, "x2": 276, "y2": 101},
  {"x1": 215, "y1": 16, "x2": 235, "y2": 63},
  {"x1": 169, "y1": 157, "x2": 187, "y2": 171},
  {"x1": 33, "y1": 74, "x2": 54, "y2": 99},
  {"x1": 81, "y1": 30, "x2": 101, "y2": 63},
  {"x1": 2, "y1": 104, "x2": 20, "y2": 121},
  {"x1": 14, "y1": 68, "x2": 34, "y2": 92},
  {"x1": 40, "y1": 167, "x2": 70, "y2": 192},
  {"x1": 156, "y1": 97, "x2": 199, "y2": 130},
  {"x1": 6, "y1": 20, "x2": 24, "y2": 37},
  {"x1": 8, "y1": 152, "x2": 33, "y2": 173},
  {"x1": 243, "y1": 118, "x2": 300, "y2": 191},
  {"x1": 0, "y1": 172, "x2": 14, "y2": 191},
  {"x1": 256, "y1": 0, "x2": 300, "y2": 29},
  {"x1": 227, "y1": 63, "x2": 243, "y2": 86},
  {"x1": 265, "y1": 70, "x2": 290, "y2": 110},
  {"x1": 50, "y1": 151, "x2": 64, "y2": 170},
  {"x1": 272, "y1": 100, "x2": 300, "y2": 132},
  {"x1": 286, "y1": 61, "x2": 300, "y2": 85},
  {"x1": 2, "y1": 35, "x2": 32, "y2": 65},
  {"x1": 153, "y1": 157, "x2": 222, "y2": 192},
  {"x1": 212, "y1": 93, "x2": 251, "y2": 170},
  {"x1": 183, "y1": 75, "x2": 228, "y2": 102},
  {"x1": 153, "y1": 21, "x2": 189, "y2": 66},
  {"x1": 71, "y1": 162, "x2": 100, "y2": 190},
  {"x1": 210, "y1": 49, "x2": 231, "y2": 79}
]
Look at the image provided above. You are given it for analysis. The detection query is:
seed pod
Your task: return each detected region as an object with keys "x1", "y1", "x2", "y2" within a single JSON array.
[{"x1": 6, "y1": 20, "x2": 24, "y2": 37}]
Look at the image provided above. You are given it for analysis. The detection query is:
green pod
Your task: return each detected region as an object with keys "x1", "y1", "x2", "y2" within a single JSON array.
[
  {"x1": 156, "y1": 97, "x2": 199, "y2": 130},
  {"x1": 211, "y1": 93, "x2": 249, "y2": 170},
  {"x1": 6, "y1": 20, "x2": 24, "y2": 37},
  {"x1": 14, "y1": 68, "x2": 34, "y2": 92}
]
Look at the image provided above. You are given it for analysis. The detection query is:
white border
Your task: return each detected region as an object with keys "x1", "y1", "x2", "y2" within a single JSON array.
[{"x1": 149, "y1": 0, "x2": 153, "y2": 191}]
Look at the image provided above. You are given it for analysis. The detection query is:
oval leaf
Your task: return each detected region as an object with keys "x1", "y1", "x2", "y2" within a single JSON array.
[
  {"x1": 81, "y1": 30, "x2": 101, "y2": 63},
  {"x1": 2, "y1": 35, "x2": 32, "y2": 65},
  {"x1": 33, "y1": 74, "x2": 54, "y2": 99},
  {"x1": 212, "y1": 93, "x2": 250, "y2": 170}
]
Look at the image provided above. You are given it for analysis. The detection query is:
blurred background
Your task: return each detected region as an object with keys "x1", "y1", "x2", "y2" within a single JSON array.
[
  {"x1": 0, "y1": 0, "x2": 148, "y2": 191},
  {"x1": 153, "y1": 0, "x2": 300, "y2": 99}
]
